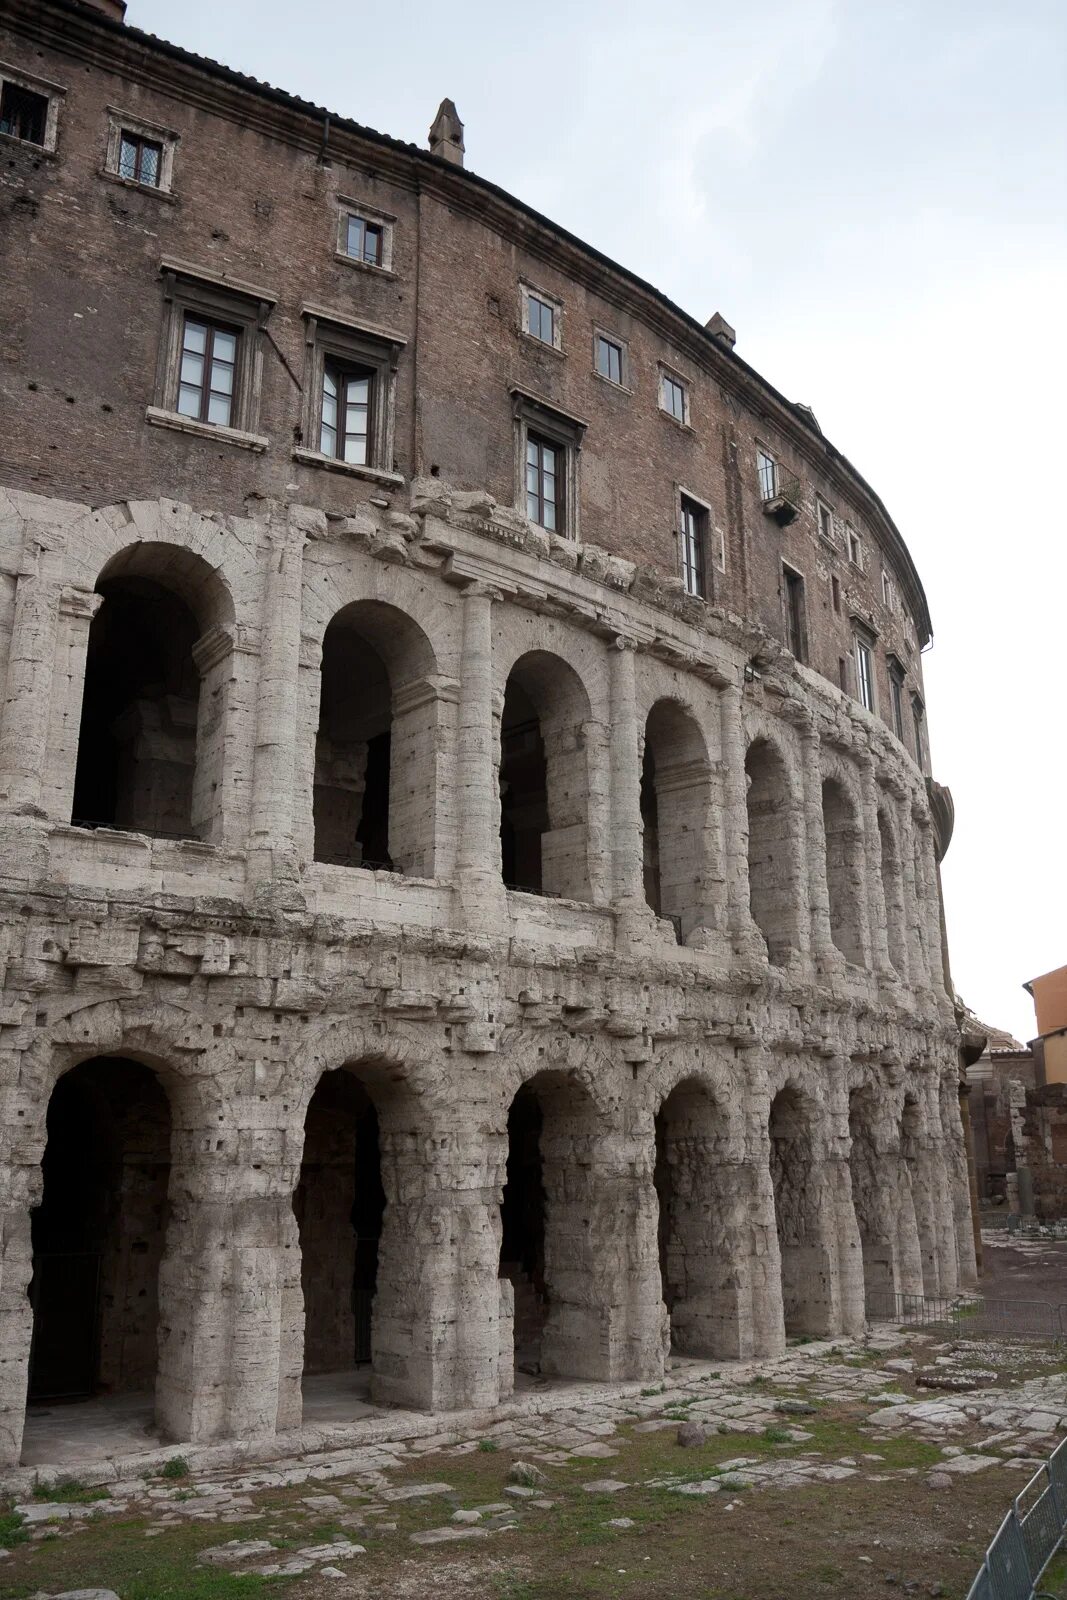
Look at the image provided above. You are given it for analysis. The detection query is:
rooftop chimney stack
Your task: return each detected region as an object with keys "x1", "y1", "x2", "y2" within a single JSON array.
[
  {"x1": 705, "y1": 312, "x2": 736, "y2": 350},
  {"x1": 428, "y1": 99, "x2": 465, "y2": 167}
]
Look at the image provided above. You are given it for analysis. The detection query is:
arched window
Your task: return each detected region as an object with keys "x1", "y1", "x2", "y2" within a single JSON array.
[
  {"x1": 822, "y1": 776, "x2": 865, "y2": 965},
  {"x1": 641, "y1": 700, "x2": 711, "y2": 939},
  {"x1": 72, "y1": 544, "x2": 233, "y2": 841},
  {"x1": 499, "y1": 652, "x2": 591, "y2": 901},
  {"x1": 745, "y1": 738, "x2": 801, "y2": 963},
  {"x1": 314, "y1": 601, "x2": 438, "y2": 876}
]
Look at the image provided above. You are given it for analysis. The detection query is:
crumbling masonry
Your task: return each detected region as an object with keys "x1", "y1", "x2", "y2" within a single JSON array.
[{"x1": 0, "y1": 0, "x2": 975, "y2": 1469}]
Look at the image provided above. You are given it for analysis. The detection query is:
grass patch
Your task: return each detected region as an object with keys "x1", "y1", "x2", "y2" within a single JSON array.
[
  {"x1": 477, "y1": 1438, "x2": 499, "y2": 1452},
  {"x1": 160, "y1": 1456, "x2": 189, "y2": 1479},
  {"x1": 32, "y1": 1477, "x2": 110, "y2": 1504},
  {"x1": 762, "y1": 1425, "x2": 791, "y2": 1444},
  {"x1": 0, "y1": 1508, "x2": 29, "y2": 1548}
]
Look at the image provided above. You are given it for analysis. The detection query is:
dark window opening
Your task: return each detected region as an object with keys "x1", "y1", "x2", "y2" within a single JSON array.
[
  {"x1": 499, "y1": 1084, "x2": 547, "y2": 1375},
  {"x1": 177, "y1": 315, "x2": 238, "y2": 427},
  {"x1": 831, "y1": 574, "x2": 841, "y2": 614},
  {"x1": 783, "y1": 565, "x2": 806, "y2": 661},
  {"x1": 838, "y1": 655, "x2": 848, "y2": 693},
  {"x1": 525, "y1": 431, "x2": 562, "y2": 531},
  {"x1": 912, "y1": 701, "x2": 926, "y2": 771},
  {"x1": 500, "y1": 680, "x2": 549, "y2": 893},
  {"x1": 321, "y1": 361, "x2": 373, "y2": 464},
  {"x1": 72, "y1": 576, "x2": 201, "y2": 839},
  {"x1": 746, "y1": 738, "x2": 799, "y2": 964},
  {"x1": 662, "y1": 373, "x2": 686, "y2": 421},
  {"x1": 823, "y1": 776, "x2": 864, "y2": 964},
  {"x1": 314, "y1": 619, "x2": 394, "y2": 871},
  {"x1": 640, "y1": 738, "x2": 661, "y2": 918},
  {"x1": 118, "y1": 131, "x2": 162, "y2": 186},
  {"x1": 890, "y1": 666, "x2": 905, "y2": 741},
  {"x1": 526, "y1": 292, "x2": 556, "y2": 345},
  {"x1": 680, "y1": 497, "x2": 708, "y2": 598},
  {"x1": 29, "y1": 1058, "x2": 170, "y2": 1405},
  {"x1": 295, "y1": 1070, "x2": 384, "y2": 1372},
  {"x1": 0, "y1": 82, "x2": 48, "y2": 145},
  {"x1": 596, "y1": 335, "x2": 623, "y2": 384},
  {"x1": 346, "y1": 215, "x2": 383, "y2": 266}
]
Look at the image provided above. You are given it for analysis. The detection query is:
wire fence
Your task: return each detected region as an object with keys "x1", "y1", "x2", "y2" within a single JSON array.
[
  {"x1": 966, "y1": 1438, "x2": 1067, "y2": 1599},
  {"x1": 867, "y1": 1290, "x2": 1067, "y2": 1343}
]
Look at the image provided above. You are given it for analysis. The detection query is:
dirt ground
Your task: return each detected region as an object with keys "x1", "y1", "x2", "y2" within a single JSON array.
[{"x1": 979, "y1": 1229, "x2": 1067, "y2": 1303}]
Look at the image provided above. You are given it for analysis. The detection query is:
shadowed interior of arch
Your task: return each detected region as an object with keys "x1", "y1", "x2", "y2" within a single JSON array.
[
  {"x1": 27, "y1": 1056, "x2": 171, "y2": 1417},
  {"x1": 745, "y1": 737, "x2": 800, "y2": 964},
  {"x1": 848, "y1": 1086, "x2": 894, "y2": 1314},
  {"x1": 655, "y1": 1077, "x2": 739, "y2": 1357},
  {"x1": 769, "y1": 1083, "x2": 831, "y2": 1337},
  {"x1": 295, "y1": 1068, "x2": 385, "y2": 1388},
  {"x1": 499, "y1": 651, "x2": 591, "y2": 901},
  {"x1": 641, "y1": 700, "x2": 709, "y2": 940},
  {"x1": 822, "y1": 776, "x2": 864, "y2": 965}
]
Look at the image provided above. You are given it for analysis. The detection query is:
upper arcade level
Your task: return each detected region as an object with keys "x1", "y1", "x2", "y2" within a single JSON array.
[{"x1": 0, "y1": 0, "x2": 930, "y2": 766}]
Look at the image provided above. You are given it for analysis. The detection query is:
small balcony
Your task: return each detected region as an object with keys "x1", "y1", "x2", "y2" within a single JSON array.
[{"x1": 761, "y1": 469, "x2": 802, "y2": 526}]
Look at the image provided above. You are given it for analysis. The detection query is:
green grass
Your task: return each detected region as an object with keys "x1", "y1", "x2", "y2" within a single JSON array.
[
  {"x1": 0, "y1": 1514, "x2": 278, "y2": 1598},
  {"x1": 477, "y1": 1437, "x2": 499, "y2": 1452},
  {"x1": 32, "y1": 1476, "x2": 111, "y2": 1504},
  {"x1": 160, "y1": 1455, "x2": 190, "y2": 1479},
  {"x1": 0, "y1": 1508, "x2": 29, "y2": 1548}
]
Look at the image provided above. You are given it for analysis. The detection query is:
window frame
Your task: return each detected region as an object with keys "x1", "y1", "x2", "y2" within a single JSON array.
[
  {"x1": 678, "y1": 491, "x2": 711, "y2": 599},
  {"x1": 104, "y1": 109, "x2": 178, "y2": 193},
  {"x1": 295, "y1": 305, "x2": 405, "y2": 483},
  {"x1": 511, "y1": 388, "x2": 586, "y2": 539},
  {"x1": 816, "y1": 496, "x2": 836, "y2": 545},
  {"x1": 148, "y1": 261, "x2": 274, "y2": 450},
  {"x1": 847, "y1": 525, "x2": 864, "y2": 568},
  {"x1": 888, "y1": 657, "x2": 906, "y2": 742},
  {"x1": 0, "y1": 61, "x2": 64, "y2": 153},
  {"x1": 881, "y1": 568, "x2": 896, "y2": 611},
  {"x1": 335, "y1": 198, "x2": 396, "y2": 274},
  {"x1": 757, "y1": 446, "x2": 778, "y2": 502},
  {"x1": 912, "y1": 694, "x2": 927, "y2": 772},
  {"x1": 525, "y1": 431, "x2": 563, "y2": 532},
  {"x1": 854, "y1": 630, "x2": 876, "y2": 713},
  {"x1": 659, "y1": 367, "x2": 690, "y2": 426},
  {"x1": 520, "y1": 283, "x2": 563, "y2": 352},
  {"x1": 176, "y1": 315, "x2": 241, "y2": 428},
  {"x1": 782, "y1": 562, "x2": 807, "y2": 662},
  {"x1": 593, "y1": 329, "x2": 628, "y2": 389}
]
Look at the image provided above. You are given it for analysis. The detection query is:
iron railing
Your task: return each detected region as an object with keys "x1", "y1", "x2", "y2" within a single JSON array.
[
  {"x1": 868, "y1": 1290, "x2": 1067, "y2": 1343},
  {"x1": 965, "y1": 1438, "x2": 1067, "y2": 1599}
]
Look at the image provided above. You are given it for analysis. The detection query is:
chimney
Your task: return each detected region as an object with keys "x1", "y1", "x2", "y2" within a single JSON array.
[
  {"x1": 81, "y1": 0, "x2": 128, "y2": 18},
  {"x1": 428, "y1": 99, "x2": 464, "y2": 167},
  {"x1": 705, "y1": 312, "x2": 736, "y2": 350}
]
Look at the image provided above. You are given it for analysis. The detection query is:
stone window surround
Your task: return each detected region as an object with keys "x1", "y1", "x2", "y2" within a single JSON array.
[
  {"x1": 102, "y1": 106, "x2": 180, "y2": 196},
  {"x1": 335, "y1": 195, "x2": 397, "y2": 275},
  {"x1": 658, "y1": 364, "x2": 692, "y2": 429},
  {"x1": 511, "y1": 387, "x2": 586, "y2": 539},
  {"x1": 592, "y1": 327, "x2": 630, "y2": 391},
  {"x1": 0, "y1": 59, "x2": 65, "y2": 154},
  {"x1": 675, "y1": 484, "x2": 714, "y2": 598},
  {"x1": 520, "y1": 281, "x2": 564, "y2": 354},
  {"x1": 781, "y1": 559, "x2": 809, "y2": 664},
  {"x1": 816, "y1": 495, "x2": 836, "y2": 547},
  {"x1": 150, "y1": 258, "x2": 274, "y2": 449},
  {"x1": 294, "y1": 304, "x2": 405, "y2": 484},
  {"x1": 846, "y1": 524, "x2": 865, "y2": 569},
  {"x1": 852, "y1": 619, "x2": 878, "y2": 715}
]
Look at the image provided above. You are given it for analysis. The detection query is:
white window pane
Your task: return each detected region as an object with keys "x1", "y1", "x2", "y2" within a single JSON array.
[
  {"x1": 343, "y1": 434, "x2": 368, "y2": 465},
  {"x1": 543, "y1": 500, "x2": 556, "y2": 531},
  {"x1": 526, "y1": 463, "x2": 539, "y2": 494},
  {"x1": 207, "y1": 392, "x2": 231, "y2": 425},
  {"x1": 209, "y1": 361, "x2": 233, "y2": 395},
  {"x1": 323, "y1": 369, "x2": 338, "y2": 401},
  {"x1": 346, "y1": 217, "x2": 362, "y2": 255},
  {"x1": 346, "y1": 376, "x2": 370, "y2": 405},
  {"x1": 320, "y1": 421, "x2": 337, "y2": 455},
  {"x1": 212, "y1": 331, "x2": 237, "y2": 362},
  {"x1": 177, "y1": 384, "x2": 200, "y2": 417},
  {"x1": 526, "y1": 439, "x2": 538, "y2": 466},
  {"x1": 180, "y1": 351, "x2": 204, "y2": 385},
  {"x1": 141, "y1": 144, "x2": 160, "y2": 185},
  {"x1": 119, "y1": 138, "x2": 137, "y2": 179},
  {"x1": 321, "y1": 393, "x2": 337, "y2": 429},
  {"x1": 526, "y1": 491, "x2": 539, "y2": 520},
  {"x1": 183, "y1": 321, "x2": 207, "y2": 354}
]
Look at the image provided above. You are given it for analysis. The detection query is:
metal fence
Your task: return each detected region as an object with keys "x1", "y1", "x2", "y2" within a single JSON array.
[
  {"x1": 966, "y1": 1438, "x2": 1067, "y2": 1599},
  {"x1": 867, "y1": 1290, "x2": 1067, "y2": 1343}
]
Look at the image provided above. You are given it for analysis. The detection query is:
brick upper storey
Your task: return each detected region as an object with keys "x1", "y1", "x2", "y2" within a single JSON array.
[{"x1": 0, "y1": 0, "x2": 931, "y2": 766}]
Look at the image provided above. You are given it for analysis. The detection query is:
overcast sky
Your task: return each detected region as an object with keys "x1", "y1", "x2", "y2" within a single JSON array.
[{"x1": 131, "y1": 0, "x2": 1067, "y2": 1044}]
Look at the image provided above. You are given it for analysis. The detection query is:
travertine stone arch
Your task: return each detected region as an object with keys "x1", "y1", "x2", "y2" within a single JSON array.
[
  {"x1": 298, "y1": 558, "x2": 458, "y2": 878},
  {"x1": 763, "y1": 1058, "x2": 864, "y2": 1339},
  {"x1": 900, "y1": 1072, "x2": 958, "y2": 1299},
  {"x1": 845, "y1": 1074, "x2": 923, "y2": 1312},
  {"x1": 641, "y1": 698, "x2": 715, "y2": 940},
  {"x1": 495, "y1": 1030, "x2": 665, "y2": 1385},
  {"x1": 744, "y1": 728, "x2": 806, "y2": 965},
  {"x1": 0, "y1": 999, "x2": 229, "y2": 1467},
  {"x1": 819, "y1": 754, "x2": 870, "y2": 968}
]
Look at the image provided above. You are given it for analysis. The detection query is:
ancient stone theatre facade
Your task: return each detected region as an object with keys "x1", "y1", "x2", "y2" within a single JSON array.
[{"x1": 0, "y1": 0, "x2": 975, "y2": 1469}]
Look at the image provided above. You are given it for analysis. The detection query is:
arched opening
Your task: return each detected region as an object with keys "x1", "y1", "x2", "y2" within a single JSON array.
[
  {"x1": 314, "y1": 601, "x2": 438, "y2": 876},
  {"x1": 499, "y1": 652, "x2": 591, "y2": 901},
  {"x1": 848, "y1": 1087, "x2": 894, "y2": 1313},
  {"x1": 27, "y1": 1056, "x2": 171, "y2": 1425},
  {"x1": 640, "y1": 700, "x2": 710, "y2": 938},
  {"x1": 769, "y1": 1084, "x2": 828, "y2": 1336},
  {"x1": 72, "y1": 544, "x2": 232, "y2": 840},
  {"x1": 822, "y1": 776, "x2": 865, "y2": 965},
  {"x1": 745, "y1": 738, "x2": 800, "y2": 963},
  {"x1": 295, "y1": 1068, "x2": 385, "y2": 1402},
  {"x1": 901, "y1": 1095, "x2": 938, "y2": 1295},
  {"x1": 878, "y1": 808, "x2": 906, "y2": 974},
  {"x1": 498, "y1": 1071, "x2": 599, "y2": 1379},
  {"x1": 655, "y1": 1078, "x2": 739, "y2": 1356}
]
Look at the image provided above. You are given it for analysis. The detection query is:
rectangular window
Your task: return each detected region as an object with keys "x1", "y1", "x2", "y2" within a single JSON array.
[
  {"x1": 660, "y1": 372, "x2": 687, "y2": 423},
  {"x1": 680, "y1": 496, "x2": 708, "y2": 598},
  {"x1": 847, "y1": 526, "x2": 864, "y2": 567},
  {"x1": 526, "y1": 432, "x2": 561, "y2": 531},
  {"x1": 757, "y1": 448, "x2": 777, "y2": 501},
  {"x1": 783, "y1": 565, "x2": 806, "y2": 661},
  {"x1": 596, "y1": 334, "x2": 623, "y2": 385},
  {"x1": 118, "y1": 130, "x2": 162, "y2": 187},
  {"x1": 831, "y1": 574, "x2": 841, "y2": 614},
  {"x1": 855, "y1": 636, "x2": 876, "y2": 712},
  {"x1": 890, "y1": 666, "x2": 905, "y2": 741},
  {"x1": 527, "y1": 292, "x2": 556, "y2": 346},
  {"x1": 320, "y1": 361, "x2": 373, "y2": 465},
  {"x1": 0, "y1": 81, "x2": 48, "y2": 145},
  {"x1": 882, "y1": 569, "x2": 896, "y2": 610},
  {"x1": 345, "y1": 214, "x2": 383, "y2": 266},
  {"x1": 177, "y1": 315, "x2": 238, "y2": 427},
  {"x1": 912, "y1": 700, "x2": 927, "y2": 771},
  {"x1": 817, "y1": 498, "x2": 835, "y2": 543}
]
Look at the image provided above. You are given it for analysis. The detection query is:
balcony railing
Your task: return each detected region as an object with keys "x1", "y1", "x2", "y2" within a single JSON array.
[{"x1": 761, "y1": 470, "x2": 802, "y2": 526}]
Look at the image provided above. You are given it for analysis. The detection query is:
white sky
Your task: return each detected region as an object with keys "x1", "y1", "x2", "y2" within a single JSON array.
[{"x1": 130, "y1": 0, "x2": 1067, "y2": 1044}]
